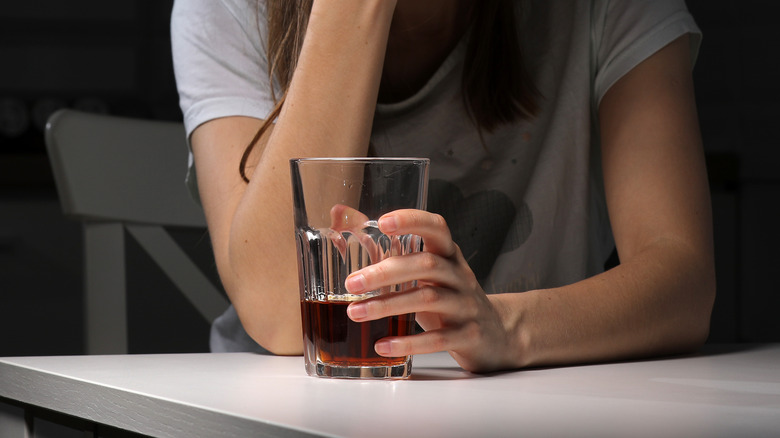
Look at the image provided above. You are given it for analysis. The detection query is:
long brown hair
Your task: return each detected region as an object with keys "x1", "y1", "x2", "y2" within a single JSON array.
[{"x1": 239, "y1": 0, "x2": 539, "y2": 182}]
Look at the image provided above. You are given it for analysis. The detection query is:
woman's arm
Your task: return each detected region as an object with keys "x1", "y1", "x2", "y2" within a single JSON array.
[
  {"x1": 508, "y1": 34, "x2": 715, "y2": 366},
  {"x1": 345, "y1": 34, "x2": 716, "y2": 371},
  {"x1": 190, "y1": 0, "x2": 398, "y2": 354},
  {"x1": 550, "y1": 33, "x2": 715, "y2": 363}
]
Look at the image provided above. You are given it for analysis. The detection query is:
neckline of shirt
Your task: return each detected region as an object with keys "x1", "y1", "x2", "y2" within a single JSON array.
[{"x1": 375, "y1": 32, "x2": 468, "y2": 117}]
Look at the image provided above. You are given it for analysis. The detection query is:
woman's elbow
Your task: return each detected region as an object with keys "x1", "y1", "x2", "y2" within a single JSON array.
[{"x1": 679, "y1": 263, "x2": 717, "y2": 352}]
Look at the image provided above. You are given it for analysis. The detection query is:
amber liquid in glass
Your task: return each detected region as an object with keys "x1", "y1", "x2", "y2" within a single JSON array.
[{"x1": 301, "y1": 300, "x2": 415, "y2": 366}]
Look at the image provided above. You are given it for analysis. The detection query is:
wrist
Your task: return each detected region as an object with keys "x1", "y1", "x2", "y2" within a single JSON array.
[{"x1": 488, "y1": 292, "x2": 535, "y2": 369}]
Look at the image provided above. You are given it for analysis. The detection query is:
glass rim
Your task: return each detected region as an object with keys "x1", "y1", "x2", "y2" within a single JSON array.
[{"x1": 291, "y1": 157, "x2": 429, "y2": 164}]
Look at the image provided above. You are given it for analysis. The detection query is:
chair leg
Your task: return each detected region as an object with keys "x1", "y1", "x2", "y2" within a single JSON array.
[
  {"x1": 126, "y1": 224, "x2": 228, "y2": 322},
  {"x1": 0, "y1": 400, "x2": 33, "y2": 438},
  {"x1": 83, "y1": 223, "x2": 127, "y2": 354}
]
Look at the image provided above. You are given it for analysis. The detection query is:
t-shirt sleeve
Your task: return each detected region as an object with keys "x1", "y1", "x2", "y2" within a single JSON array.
[
  {"x1": 171, "y1": 0, "x2": 276, "y2": 140},
  {"x1": 171, "y1": 0, "x2": 276, "y2": 203},
  {"x1": 592, "y1": 0, "x2": 702, "y2": 107}
]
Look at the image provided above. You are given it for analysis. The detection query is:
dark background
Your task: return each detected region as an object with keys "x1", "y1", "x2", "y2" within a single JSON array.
[{"x1": 0, "y1": 1, "x2": 778, "y2": 357}]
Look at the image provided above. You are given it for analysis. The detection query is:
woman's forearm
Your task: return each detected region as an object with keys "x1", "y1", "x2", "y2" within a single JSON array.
[
  {"x1": 494, "y1": 239, "x2": 715, "y2": 368},
  {"x1": 490, "y1": 34, "x2": 715, "y2": 369},
  {"x1": 223, "y1": 1, "x2": 398, "y2": 353}
]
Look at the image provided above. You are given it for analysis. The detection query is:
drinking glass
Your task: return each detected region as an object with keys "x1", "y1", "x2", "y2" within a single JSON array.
[{"x1": 290, "y1": 157, "x2": 429, "y2": 378}]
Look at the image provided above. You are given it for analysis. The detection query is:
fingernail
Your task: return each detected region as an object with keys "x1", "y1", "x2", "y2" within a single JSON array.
[
  {"x1": 347, "y1": 303, "x2": 367, "y2": 320},
  {"x1": 345, "y1": 274, "x2": 366, "y2": 293},
  {"x1": 374, "y1": 340, "x2": 391, "y2": 356},
  {"x1": 378, "y1": 216, "x2": 398, "y2": 233}
]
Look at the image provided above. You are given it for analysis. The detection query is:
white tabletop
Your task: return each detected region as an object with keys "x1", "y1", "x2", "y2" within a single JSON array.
[{"x1": 2, "y1": 345, "x2": 779, "y2": 437}]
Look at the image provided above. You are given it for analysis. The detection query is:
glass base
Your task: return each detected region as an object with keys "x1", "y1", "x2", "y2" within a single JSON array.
[{"x1": 306, "y1": 358, "x2": 412, "y2": 379}]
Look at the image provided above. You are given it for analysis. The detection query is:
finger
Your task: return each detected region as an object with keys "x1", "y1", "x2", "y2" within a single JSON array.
[
  {"x1": 329, "y1": 204, "x2": 369, "y2": 231},
  {"x1": 347, "y1": 286, "x2": 463, "y2": 322},
  {"x1": 378, "y1": 210, "x2": 457, "y2": 258},
  {"x1": 329, "y1": 204, "x2": 382, "y2": 264},
  {"x1": 374, "y1": 325, "x2": 475, "y2": 357},
  {"x1": 325, "y1": 228, "x2": 348, "y2": 259},
  {"x1": 344, "y1": 251, "x2": 461, "y2": 293}
]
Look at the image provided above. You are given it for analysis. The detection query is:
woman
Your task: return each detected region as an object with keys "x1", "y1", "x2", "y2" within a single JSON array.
[{"x1": 171, "y1": 0, "x2": 715, "y2": 372}]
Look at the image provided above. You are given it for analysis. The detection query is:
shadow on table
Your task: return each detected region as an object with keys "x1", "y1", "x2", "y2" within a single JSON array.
[
  {"x1": 410, "y1": 365, "x2": 530, "y2": 381},
  {"x1": 409, "y1": 367, "x2": 480, "y2": 381},
  {"x1": 410, "y1": 343, "x2": 770, "y2": 381},
  {"x1": 692, "y1": 342, "x2": 772, "y2": 358},
  {"x1": 541, "y1": 343, "x2": 770, "y2": 371}
]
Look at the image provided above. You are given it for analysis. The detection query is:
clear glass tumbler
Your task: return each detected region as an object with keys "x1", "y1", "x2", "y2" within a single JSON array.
[{"x1": 290, "y1": 158, "x2": 430, "y2": 379}]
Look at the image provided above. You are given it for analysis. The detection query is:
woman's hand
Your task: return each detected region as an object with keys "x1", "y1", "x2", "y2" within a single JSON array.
[{"x1": 344, "y1": 209, "x2": 517, "y2": 373}]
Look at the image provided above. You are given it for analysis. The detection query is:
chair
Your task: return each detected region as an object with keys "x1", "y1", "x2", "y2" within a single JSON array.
[{"x1": 45, "y1": 109, "x2": 228, "y2": 354}]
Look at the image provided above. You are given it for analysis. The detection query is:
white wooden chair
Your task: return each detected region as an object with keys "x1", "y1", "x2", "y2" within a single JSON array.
[{"x1": 45, "y1": 109, "x2": 228, "y2": 354}]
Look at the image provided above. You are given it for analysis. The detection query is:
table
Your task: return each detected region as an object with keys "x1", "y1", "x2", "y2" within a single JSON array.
[{"x1": 1, "y1": 345, "x2": 779, "y2": 437}]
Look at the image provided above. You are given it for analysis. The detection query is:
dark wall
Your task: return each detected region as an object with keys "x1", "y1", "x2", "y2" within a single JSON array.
[
  {"x1": 0, "y1": 0, "x2": 213, "y2": 356},
  {"x1": 1, "y1": 1, "x2": 778, "y2": 356},
  {"x1": 687, "y1": 0, "x2": 780, "y2": 342}
]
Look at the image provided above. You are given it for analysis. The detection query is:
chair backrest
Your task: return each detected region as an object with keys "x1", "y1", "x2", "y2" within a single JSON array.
[
  {"x1": 45, "y1": 109, "x2": 228, "y2": 354},
  {"x1": 45, "y1": 109, "x2": 206, "y2": 227}
]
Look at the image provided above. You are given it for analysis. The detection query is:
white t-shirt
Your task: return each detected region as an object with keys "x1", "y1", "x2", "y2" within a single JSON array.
[{"x1": 172, "y1": 0, "x2": 701, "y2": 352}]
